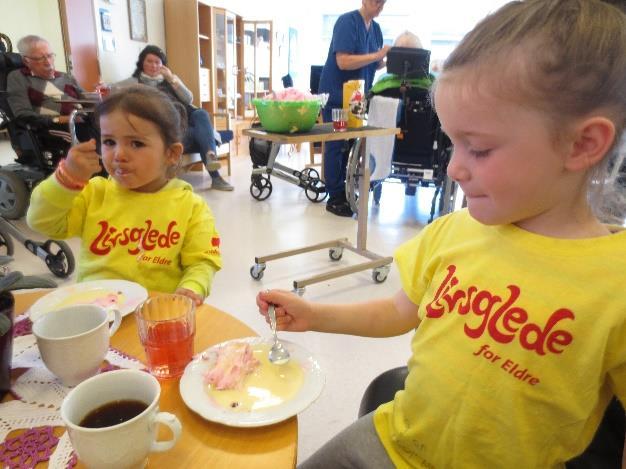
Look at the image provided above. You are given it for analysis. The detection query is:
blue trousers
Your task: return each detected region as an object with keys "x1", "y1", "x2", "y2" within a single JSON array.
[
  {"x1": 182, "y1": 108, "x2": 219, "y2": 176},
  {"x1": 182, "y1": 109, "x2": 217, "y2": 159},
  {"x1": 322, "y1": 106, "x2": 349, "y2": 198}
]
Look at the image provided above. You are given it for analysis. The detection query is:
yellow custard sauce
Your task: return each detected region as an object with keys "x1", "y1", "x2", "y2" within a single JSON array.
[
  {"x1": 54, "y1": 289, "x2": 126, "y2": 309},
  {"x1": 206, "y1": 343, "x2": 304, "y2": 412}
]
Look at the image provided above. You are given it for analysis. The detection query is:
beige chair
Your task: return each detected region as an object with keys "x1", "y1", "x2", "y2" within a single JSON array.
[
  {"x1": 180, "y1": 115, "x2": 233, "y2": 176},
  {"x1": 180, "y1": 152, "x2": 204, "y2": 171}
]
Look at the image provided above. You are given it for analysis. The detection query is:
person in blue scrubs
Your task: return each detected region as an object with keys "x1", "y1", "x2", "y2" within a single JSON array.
[{"x1": 319, "y1": 0, "x2": 390, "y2": 217}]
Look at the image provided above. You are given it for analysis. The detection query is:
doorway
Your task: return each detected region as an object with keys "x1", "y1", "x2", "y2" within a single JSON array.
[{"x1": 58, "y1": 0, "x2": 101, "y2": 90}]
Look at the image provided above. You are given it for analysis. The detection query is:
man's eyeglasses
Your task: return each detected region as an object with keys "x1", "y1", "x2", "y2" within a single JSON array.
[{"x1": 25, "y1": 53, "x2": 56, "y2": 63}]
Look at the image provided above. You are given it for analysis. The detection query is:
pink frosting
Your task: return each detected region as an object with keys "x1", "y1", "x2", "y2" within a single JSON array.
[
  {"x1": 268, "y1": 88, "x2": 315, "y2": 101},
  {"x1": 204, "y1": 343, "x2": 259, "y2": 390}
]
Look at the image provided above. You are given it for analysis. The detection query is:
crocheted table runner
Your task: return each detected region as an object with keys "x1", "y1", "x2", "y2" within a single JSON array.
[{"x1": 0, "y1": 315, "x2": 146, "y2": 469}]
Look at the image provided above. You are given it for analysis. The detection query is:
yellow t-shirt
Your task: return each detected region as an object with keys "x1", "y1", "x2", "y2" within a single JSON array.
[
  {"x1": 27, "y1": 176, "x2": 222, "y2": 296},
  {"x1": 374, "y1": 210, "x2": 626, "y2": 468}
]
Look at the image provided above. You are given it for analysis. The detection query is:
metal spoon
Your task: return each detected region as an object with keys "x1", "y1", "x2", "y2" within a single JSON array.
[{"x1": 268, "y1": 304, "x2": 290, "y2": 365}]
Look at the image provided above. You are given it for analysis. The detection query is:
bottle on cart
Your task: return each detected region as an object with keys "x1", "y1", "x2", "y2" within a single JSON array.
[{"x1": 343, "y1": 79, "x2": 365, "y2": 128}]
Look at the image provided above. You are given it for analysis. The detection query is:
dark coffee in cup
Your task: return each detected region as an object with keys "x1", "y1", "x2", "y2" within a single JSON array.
[
  {"x1": 79, "y1": 399, "x2": 148, "y2": 428},
  {"x1": 61, "y1": 369, "x2": 182, "y2": 468}
]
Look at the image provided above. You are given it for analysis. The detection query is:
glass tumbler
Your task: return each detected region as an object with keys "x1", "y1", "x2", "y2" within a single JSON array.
[
  {"x1": 331, "y1": 108, "x2": 348, "y2": 132},
  {"x1": 134, "y1": 294, "x2": 195, "y2": 380}
]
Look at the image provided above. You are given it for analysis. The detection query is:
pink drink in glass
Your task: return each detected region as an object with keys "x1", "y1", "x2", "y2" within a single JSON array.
[
  {"x1": 135, "y1": 295, "x2": 195, "y2": 380},
  {"x1": 144, "y1": 321, "x2": 195, "y2": 379},
  {"x1": 332, "y1": 108, "x2": 348, "y2": 132},
  {"x1": 333, "y1": 120, "x2": 347, "y2": 132}
]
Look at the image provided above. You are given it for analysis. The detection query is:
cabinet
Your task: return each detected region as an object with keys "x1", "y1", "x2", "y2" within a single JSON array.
[
  {"x1": 212, "y1": 8, "x2": 241, "y2": 126},
  {"x1": 240, "y1": 21, "x2": 273, "y2": 118},
  {"x1": 163, "y1": 0, "x2": 242, "y2": 130}
]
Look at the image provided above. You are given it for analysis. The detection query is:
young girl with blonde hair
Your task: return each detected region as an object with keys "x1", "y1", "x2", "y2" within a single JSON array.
[{"x1": 258, "y1": 1, "x2": 626, "y2": 467}]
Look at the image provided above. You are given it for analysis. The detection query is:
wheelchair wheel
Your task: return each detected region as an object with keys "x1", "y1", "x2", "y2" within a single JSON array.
[
  {"x1": 0, "y1": 33, "x2": 12, "y2": 53},
  {"x1": 345, "y1": 139, "x2": 363, "y2": 214},
  {"x1": 440, "y1": 176, "x2": 459, "y2": 215},
  {"x1": 0, "y1": 228, "x2": 14, "y2": 256},
  {"x1": 0, "y1": 170, "x2": 30, "y2": 220},
  {"x1": 43, "y1": 240, "x2": 75, "y2": 278}
]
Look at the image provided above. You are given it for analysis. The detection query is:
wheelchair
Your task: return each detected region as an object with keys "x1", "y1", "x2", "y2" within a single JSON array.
[
  {"x1": 0, "y1": 48, "x2": 74, "y2": 278},
  {"x1": 367, "y1": 84, "x2": 456, "y2": 220},
  {"x1": 0, "y1": 51, "x2": 64, "y2": 219},
  {"x1": 346, "y1": 47, "x2": 459, "y2": 223}
]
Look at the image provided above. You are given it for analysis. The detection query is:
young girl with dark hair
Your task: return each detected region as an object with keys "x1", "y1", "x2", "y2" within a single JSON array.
[{"x1": 27, "y1": 86, "x2": 222, "y2": 306}]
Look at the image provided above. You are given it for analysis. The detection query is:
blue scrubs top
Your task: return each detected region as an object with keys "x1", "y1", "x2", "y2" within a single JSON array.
[{"x1": 319, "y1": 10, "x2": 383, "y2": 109}]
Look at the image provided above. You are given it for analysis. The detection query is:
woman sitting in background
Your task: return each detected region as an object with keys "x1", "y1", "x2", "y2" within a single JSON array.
[{"x1": 115, "y1": 45, "x2": 233, "y2": 191}]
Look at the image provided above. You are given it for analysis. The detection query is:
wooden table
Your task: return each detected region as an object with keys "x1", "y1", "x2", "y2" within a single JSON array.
[
  {"x1": 243, "y1": 124, "x2": 400, "y2": 293},
  {"x1": 6, "y1": 291, "x2": 298, "y2": 468}
]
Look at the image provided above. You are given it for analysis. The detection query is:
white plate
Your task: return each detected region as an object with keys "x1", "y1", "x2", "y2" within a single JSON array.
[
  {"x1": 28, "y1": 279, "x2": 148, "y2": 322},
  {"x1": 180, "y1": 337, "x2": 324, "y2": 427}
]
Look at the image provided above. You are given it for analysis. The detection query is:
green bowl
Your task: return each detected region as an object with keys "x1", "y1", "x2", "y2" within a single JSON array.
[{"x1": 252, "y1": 99, "x2": 321, "y2": 133}]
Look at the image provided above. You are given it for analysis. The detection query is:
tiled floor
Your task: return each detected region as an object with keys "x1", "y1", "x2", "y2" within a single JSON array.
[{"x1": 0, "y1": 139, "x2": 438, "y2": 463}]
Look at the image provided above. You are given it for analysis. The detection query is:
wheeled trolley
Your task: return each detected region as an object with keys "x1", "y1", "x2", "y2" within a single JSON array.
[
  {"x1": 250, "y1": 238, "x2": 392, "y2": 295},
  {"x1": 243, "y1": 124, "x2": 399, "y2": 294},
  {"x1": 248, "y1": 129, "x2": 327, "y2": 202}
]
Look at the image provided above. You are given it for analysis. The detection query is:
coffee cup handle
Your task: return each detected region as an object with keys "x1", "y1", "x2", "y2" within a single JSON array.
[
  {"x1": 151, "y1": 412, "x2": 182, "y2": 452},
  {"x1": 108, "y1": 309, "x2": 122, "y2": 336}
]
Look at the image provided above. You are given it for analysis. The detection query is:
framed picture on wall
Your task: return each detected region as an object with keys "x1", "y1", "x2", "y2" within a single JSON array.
[
  {"x1": 128, "y1": 0, "x2": 147, "y2": 42},
  {"x1": 100, "y1": 8, "x2": 113, "y2": 32}
]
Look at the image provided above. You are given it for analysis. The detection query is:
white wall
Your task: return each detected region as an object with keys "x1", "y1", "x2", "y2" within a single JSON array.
[
  {"x1": 0, "y1": 0, "x2": 67, "y2": 72},
  {"x1": 94, "y1": 0, "x2": 166, "y2": 84},
  {"x1": 206, "y1": 0, "x2": 509, "y2": 92},
  {"x1": 1, "y1": 0, "x2": 510, "y2": 94},
  {"x1": 0, "y1": 0, "x2": 165, "y2": 82},
  {"x1": 285, "y1": 0, "x2": 511, "y2": 91}
]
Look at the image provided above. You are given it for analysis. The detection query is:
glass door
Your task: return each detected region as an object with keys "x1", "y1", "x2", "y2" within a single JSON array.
[
  {"x1": 242, "y1": 21, "x2": 273, "y2": 118},
  {"x1": 254, "y1": 22, "x2": 272, "y2": 98},
  {"x1": 226, "y1": 12, "x2": 238, "y2": 118},
  {"x1": 197, "y1": 4, "x2": 212, "y2": 108},
  {"x1": 243, "y1": 21, "x2": 256, "y2": 118},
  {"x1": 213, "y1": 9, "x2": 227, "y2": 118}
]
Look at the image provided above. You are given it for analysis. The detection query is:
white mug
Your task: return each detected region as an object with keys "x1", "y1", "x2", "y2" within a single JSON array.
[
  {"x1": 61, "y1": 369, "x2": 182, "y2": 469},
  {"x1": 32, "y1": 304, "x2": 122, "y2": 386}
]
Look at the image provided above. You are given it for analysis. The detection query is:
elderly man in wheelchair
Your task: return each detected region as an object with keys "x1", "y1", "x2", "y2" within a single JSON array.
[{"x1": 0, "y1": 34, "x2": 96, "y2": 219}]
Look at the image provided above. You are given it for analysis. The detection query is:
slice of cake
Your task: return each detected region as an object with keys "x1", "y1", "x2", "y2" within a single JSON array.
[{"x1": 204, "y1": 342, "x2": 260, "y2": 390}]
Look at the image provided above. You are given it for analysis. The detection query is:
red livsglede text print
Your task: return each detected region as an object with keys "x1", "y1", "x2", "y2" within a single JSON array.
[
  {"x1": 90, "y1": 220, "x2": 181, "y2": 255},
  {"x1": 424, "y1": 265, "x2": 574, "y2": 356}
]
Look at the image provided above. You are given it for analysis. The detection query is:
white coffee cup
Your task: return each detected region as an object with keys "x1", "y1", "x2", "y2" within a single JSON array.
[
  {"x1": 61, "y1": 369, "x2": 182, "y2": 469},
  {"x1": 32, "y1": 304, "x2": 122, "y2": 386}
]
